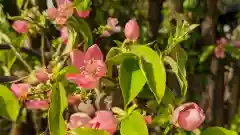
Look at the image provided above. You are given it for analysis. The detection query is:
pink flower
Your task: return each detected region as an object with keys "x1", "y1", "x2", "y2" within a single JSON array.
[
  {"x1": 12, "y1": 20, "x2": 28, "y2": 34},
  {"x1": 66, "y1": 44, "x2": 107, "y2": 89},
  {"x1": 124, "y1": 19, "x2": 139, "y2": 41},
  {"x1": 25, "y1": 100, "x2": 49, "y2": 110},
  {"x1": 60, "y1": 26, "x2": 68, "y2": 44},
  {"x1": 89, "y1": 111, "x2": 117, "y2": 134},
  {"x1": 214, "y1": 44, "x2": 225, "y2": 59},
  {"x1": 103, "y1": 17, "x2": 121, "y2": 37},
  {"x1": 68, "y1": 94, "x2": 81, "y2": 105},
  {"x1": 235, "y1": 40, "x2": 240, "y2": 48},
  {"x1": 172, "y1": 102, "x2": 205, "y2": 131},
  {"x1": 77, "y1": 8, "x2": 91, "y2": 18},
  {"x1": 35, "y1": 69, "x2": 49, "y2": 83},
  {"x1": 47, "y1": 1, "x2": 73, "y2": 25},
  {"x1": 10, "y1": 83, "x2": 30, "y2": 100},
  {"x1": 68, "y1": 112, "x2": 92, "y2": 129},
  {"x1": 144, "y1": 115, "x2": 152, "y2": 125}
]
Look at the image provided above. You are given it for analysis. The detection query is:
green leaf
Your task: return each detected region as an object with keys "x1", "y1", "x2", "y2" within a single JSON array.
[
  {"x1": 225, "y1": 45, "x2": 240, "y2": 60},
  {"x1": 131, "y1": 46, "x2": 166, "y2": 103},
  {"x1": 59, "y1": 66, "x2": 79, "y2": 76},
  {"x1": 162, "y1": 88, "x2": 175, "y2": 105},
  {"x1": 70, "y1": 128, "x2": 110, "y2": 135},
  {"x1": 48, "y1": 82, "x2": 68, "y2": 135},
  {"x1": 120, "y1": 58, "x2": 146, "y2": 107},
  {"x1": 113, "y1": 40, "x2": 123, "y2": 47},
  {"x1": 199, "y1": 45, "x2": 215, "y2": 63},
  {"x1": 106, "y1": 47, "x2": 122, "y2": 60},
  {"x1": 17, "y1": 0, "x2": 24, "y2": 9},
  {"x1": 62, "y1": 28, "x2": 77, "y2": 55},
  {"x1": 170, "y1": 46, "x2": 187, "y2": 77},
  {"x1": 0, "y1": 85, "x2": 20, "y2": 121},
  {"x1": 120, "y1": 111, "x2": 148, "y2": 135},
  {"x1": 201, "y1": 127, "x2": 238, "y2": 135},
  {"x1": 106, "y1": 52, "x2": 136, "y2": 65},
  {"x1": 74, "y1": 0, "x2": 92, "y2": 11},
  {"x1": 67, "y1": 17, "x2": 93, "y2": 50}
]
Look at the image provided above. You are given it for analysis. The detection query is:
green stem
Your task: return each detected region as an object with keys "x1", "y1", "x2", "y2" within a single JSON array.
[
  {"x1": 2, "y1": 66, "x2": 10, "y2": 76},
  {"x1": 163, "y1": 125, "x2": 172, "y2": 135},
  {"x1": 41, "y1": 34, "x2": 46, "y2": 67},
  {"x1": 9, "y1": 106, "x2": 24, "y2": 135},
  {"x1": 9, "y1": 44, "x2": 32, "y2": 72}
]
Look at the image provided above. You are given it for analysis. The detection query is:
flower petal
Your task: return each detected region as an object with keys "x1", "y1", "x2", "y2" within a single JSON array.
[
  {"x1": 25, "y1": 100, "x2": 49, "y2": 110},
  {"x1": 85, "y1": 44, "x2": 104, "y2": 61},
  {"x1": 10, "y1": 83, "x2": 30, "y2": 100},
  {"x1": 66, "y1": 73, "x2": 98, "y2": 89},
  {"x1": 112, "y1": 26, "x2": 121, "y2": 33},
  {"x1": 68, "y1": 112, "x2": 91, "y2": 129},
  {"x1": 47, "y1": 8, "x2": 58, "y2": 19},
  {"x1": 70, "y1": 50, "x2": 85, "y2": 68},
  {"x1": 107, "y1": 17, "x2": 119, "y2": 27}
]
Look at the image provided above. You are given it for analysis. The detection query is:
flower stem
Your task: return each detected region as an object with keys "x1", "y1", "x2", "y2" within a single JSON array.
[{"x1": 41, "y1": 34, "x2": 46, "y2": 67}]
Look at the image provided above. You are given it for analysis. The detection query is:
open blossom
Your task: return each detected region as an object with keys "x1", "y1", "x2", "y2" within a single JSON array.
[
  {"x1": 25, "y1": 100, "x2": 49, "y2": 110},
  {"x1": 68, "y1": 112, "x2": 92, "y2": 129},
  {"x1": 89, "y1": 111, "x2": 117, "y2": 134},
  {"x1": 10, "y1": 83, "x2": 30, "y2": 100},
  {"x1": 12, "y1": 20, "x2": 28, "y2": 34},
  {"x1": 66, "y1": 44, "x2": 107, "y2": 89},
  {"x1": 124, "y1": 19, "x2": 139, "y2": 41},
  {"x1": 103, "y1": 17, "x2": 121, "y2": 37},
  {"x1": 77, "y1": 8, "x2": 91, "y2": 18},
  {"x1": 172, "y1": 102, "x2": 205, "y2": 131},
  {"x1": 47, "y1": 1, "x2": 73, "y2": 25},
  {"x1": 35, "y1": 68, "x2": 49, "y2": 83},
  {"x1": 60, "y1": 26, "x2": 69, "y2": 44}
]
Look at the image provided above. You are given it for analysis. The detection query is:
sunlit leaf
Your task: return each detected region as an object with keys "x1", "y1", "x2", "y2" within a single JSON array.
[
  {"x1": 70, "y1": 128, "x2": 110, "y2": 135},
  {"x1": 201, "y1": 127, "x2": 238, "y2": 135}
]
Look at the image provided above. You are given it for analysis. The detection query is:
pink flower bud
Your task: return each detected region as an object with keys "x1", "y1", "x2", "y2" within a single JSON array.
[
  {"x1": 144, "y1": 115, "x2": 152, "y2": 125},
  {"x1": 124, "y1": 19, "x2": 139, "y2": 41},
  {"x1": 89, "y1": 111, "x2": 117, "y2": 134},
  {"x1": 68, "y1": 112, "x2": 92, "y2": 129},
  {"x1": 12, "y1": 20, "x2": 28, "y2": 34},
  {"x1": 68, "y1": 94, "x2": 81, "y2": 105},
  {"x1": 25, "y1": 100, "x2": 49, "y2": 110},
  {"x1": 60, "y1": 26, "x2": 68, "y2": 44},
  {"x1": 172, "y1": 102, "x2": 205, "y2": 131},
  {"x1": 10, "y1": 83, "x2": 30, "y2": 100},
  {"x1": 77, "y1": 8, "x2": 91, "y2": 18},
  {"x1": 35, "y1": 69, "x2": 49, "y2": 83}
]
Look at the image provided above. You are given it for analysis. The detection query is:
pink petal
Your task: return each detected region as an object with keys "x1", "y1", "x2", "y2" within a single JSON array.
[
  {"x1": 107, "y1": 17, "x2": 119, "y2": 27},
  {"x1": 93, "y1": 60, "x2": 107, "y2": 78},
  {"x1": 66, "y1": 73, "x2": 98, "y2": 89},
  {"x1": 60, "y1": 26, "x2": 69, "y2": 44},
  {"x1": 25, "y1": 100, "x2": 49, "y2": 110},
  {"x1": 77, "y1": 9, "x2": 91, "y2": 18},
  {"x1": 68, "y1": 94, "x2": 82, "y2": 105},
  {"x1": 10, "y1": 83, "x2": 30, "y2": 100},
  {"x1": 144, "y1": 115, "x2": 152, "y2": 125},
  {"x1": 89, "y1": 111, "x2": 117, "y2": 134},
  {"x1": 47, "y1": 8, "x2": 58, "y2": 19},
  {"x1": 68, "y1": 112, "x2": 91, "y2": 129},
  {"x1": 56, "y1": 0, "x2": 70, "y2": 7},
  {"x1": 235, "y1": 40, "x2": 240, "y2": 48},
  {"x1": 12, "y1": 20, "x2": 28, "y2": 34},
  {"x1": 85, "y1": 44, "x2": 104, "y2": 61},
  {"x1": 102, "y1": 30, "x2": 111, "y2": 37},
  {"x1": 70, "y1": 50, "x2": 85, "y2": 68},
  {"x1": 35, "y1": 69, "x2": 49, "y2": 82},
  {"x1": 124, "y1": 19, "x2": 140, "y2": 41},
  {"x1": 112, "y1": 26, "x2": 121, "y2": 33}
]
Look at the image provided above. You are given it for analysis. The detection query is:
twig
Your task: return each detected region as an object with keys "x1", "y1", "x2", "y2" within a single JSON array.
[{"x1": 41, "y1": 34, "x2": 46, "y2": 67}]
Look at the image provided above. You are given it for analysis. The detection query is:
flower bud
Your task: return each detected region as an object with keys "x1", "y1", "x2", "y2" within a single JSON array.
[
  {"x1": 172, "y1": 102, "x2": 205, "y2": 131},
  {"x1": 12, "y1": 20, "x2": 28, "y2": 34},
  {"x1": 89, "y1": 111, "x2": 117, "y2": 134},
  {"x1": 35, "y1": 69, "x2": 49, "y2": 83},
  {"x1": 144, "y1": 115, "x2": 152, "y2": 125},
  {"x1": 25, "y1": 100, "x2": 49, "y2": 110},
  {"x1": 10, "y1": 83, "x2": 30, "y2": 100},
  {"x1": 77, "y1": 9, "x2": 91, "y2": 18},
  {"x1": 124, "y1": 19, "x2": 139, "y2": 41},
  {"x1": 68, "y1": 112, "x2": 92, "y2": 129},
  {"x1": 60, "y1": 26, "x2": 68, "y2": 44},
  {"x1": 68, "y1": 94, "x2": 81, "y2": 105}
]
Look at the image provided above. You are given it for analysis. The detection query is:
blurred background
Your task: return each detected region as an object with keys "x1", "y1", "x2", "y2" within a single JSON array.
[{"x1": 1, "y1": 0, "x2": 240, "y2": 134}]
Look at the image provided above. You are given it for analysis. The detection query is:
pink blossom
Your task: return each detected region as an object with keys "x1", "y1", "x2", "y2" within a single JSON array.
[
  {"x1": 124, "y1": 19, "x2": 139, "y2": 41},
  {"x1": 12, "y1": 20, "x2": 28, "y2": 34},
  {"x1": 47, "y1": 1, "x2": 73, "y2": 25},
  {"x1": 66, "y1": 44, "x2": 107, "y2": 89},
  {"x1": 103, "y1": 17, "x2": 121, "y2": 37},
  {"x1": 214, "y1": 44, "x2": 225, "y2": 59},
  {"x1": 68, "y1": 94, "x2": 81, "y2": 105},
  {"x1": 10, "y1": 83, "x2": 30, "y2": 100},
  {"x1": 77, "y1": 8, "x2": 91, "y2": 18},
  {"x1": 35, "y1": 68, "x2": 49, "y2": 83},
  {"x1": 89, "y1": 111, "x2": 117, "y2": 134},
  {"x1": 25, "y1": 100, "x2": 49, "y2": 110},
  {"x1": 172, "y1": 102, "x2": 205, "y2": 131},
  {"x1": 235, "y1": 40, "x2": 240, "y2": 48},
  {"x1": 68, "y1": 112, "x2": 92, "y2": 129},
  {"x1": 60, "y1": 26, "x2": 68, "y2": 44},
  {"x1": 144, "y1": 115, "x2": 152, "y2": 125}
]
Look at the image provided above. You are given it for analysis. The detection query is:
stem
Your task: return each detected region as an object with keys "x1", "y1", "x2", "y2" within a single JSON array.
[
  {"x1": 9, "y1": 106, "x2": 24, "y2": 135},
  {"x1": 2, "y1": 66, "x2": 10, "y2": 76},
  {"x1": 163, "y1": 125, "x2": 172, "y2": 135},
  {"x1": 9, "y1": 44, "x2": 32, "y2": 72},
  {"x1": 41, "y1": 34, "x2": 46, "y2": 67}
]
